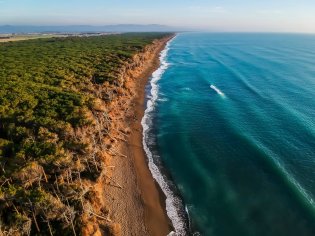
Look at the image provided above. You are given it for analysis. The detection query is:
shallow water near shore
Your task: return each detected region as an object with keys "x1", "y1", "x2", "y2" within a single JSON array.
[{"x1": 143, "y1": 33, "x2": 315, "y2": 235}]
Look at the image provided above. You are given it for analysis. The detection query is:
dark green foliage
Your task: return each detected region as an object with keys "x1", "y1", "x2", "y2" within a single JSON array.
[{"x1": 0, "y1": 33, "x2": 171, "y2": 234}]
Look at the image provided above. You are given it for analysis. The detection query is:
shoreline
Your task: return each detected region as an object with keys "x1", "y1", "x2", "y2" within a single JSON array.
[
  {"x1": 105, "y1": 35, "x2": 174, "y2": 235},
  {"x1": 125, "y1": 36, "x2": 174, "y2": 235}
]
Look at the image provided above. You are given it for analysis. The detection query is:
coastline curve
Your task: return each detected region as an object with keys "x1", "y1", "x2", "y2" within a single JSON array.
[{"x1": 141, "y1": 36, "x2": 189, "y2": 236}]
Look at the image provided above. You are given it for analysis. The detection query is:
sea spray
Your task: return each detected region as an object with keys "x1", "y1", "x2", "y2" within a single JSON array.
[{"x1": 141, "y1": 37, "x2": 189, "y2": 235}]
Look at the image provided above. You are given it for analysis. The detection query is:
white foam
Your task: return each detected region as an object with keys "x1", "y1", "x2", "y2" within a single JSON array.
[
  {"x1": 158, "y1": 98, "x2": 169, "y2": 102},
  {"x1": 182, "y1": 87, "x2": 192, "y2": 91},
  {"x1": 185, "y1": 205, "x2": 191, "y2": 231},
  {"x1": 141, "y1": 37, "x2": 188, "y2": 236},
  {"x1": 185, "y1": 205, "x2": 201, "y2": 236},
  {"x1": 210, "y1": 84, "x2": 225, "y2": 96}
]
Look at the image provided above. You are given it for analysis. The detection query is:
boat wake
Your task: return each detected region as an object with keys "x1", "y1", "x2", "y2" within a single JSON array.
[
  {"x1": 141, "y1": 37, "x2": 189, "y2": 236},
  {"x1": 210, "y1": 84, "x2": 225, "y2": 97}
]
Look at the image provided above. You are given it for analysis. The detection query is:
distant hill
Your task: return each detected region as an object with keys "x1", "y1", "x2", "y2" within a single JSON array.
[{"x1": 0, "y1": 24, "x2": 182, "y2": 34}]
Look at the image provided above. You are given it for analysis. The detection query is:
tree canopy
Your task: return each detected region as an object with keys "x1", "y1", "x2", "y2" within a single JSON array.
[{"x1": 0, "y1": 32, "x2": 171, "y2": 235}]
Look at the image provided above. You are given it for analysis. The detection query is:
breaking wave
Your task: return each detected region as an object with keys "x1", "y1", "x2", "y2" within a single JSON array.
[{"x1": 141, "y1": 37, "x2": 189, "y2": 235}]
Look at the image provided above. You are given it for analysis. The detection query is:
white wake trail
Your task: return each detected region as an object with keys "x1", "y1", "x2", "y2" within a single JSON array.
[{"x1": 210, "y1": 84, "x2": 225, "y2": 97}]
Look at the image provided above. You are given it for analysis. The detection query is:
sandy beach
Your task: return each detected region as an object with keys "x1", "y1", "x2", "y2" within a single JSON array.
[{"x1": 104, "y1": 35, "x2": 174, "y2": 236}]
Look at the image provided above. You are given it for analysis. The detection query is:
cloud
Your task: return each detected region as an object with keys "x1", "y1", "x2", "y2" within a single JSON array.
[
  {"x1": 187, "y1": 6, "x2": 227, "y2": 14},
  {"x1": 258, "y1": 9, "x2": 284, "y2": 15},
  {"x1": 211, "y1": 6, "x2": 227, "y2": 13}
]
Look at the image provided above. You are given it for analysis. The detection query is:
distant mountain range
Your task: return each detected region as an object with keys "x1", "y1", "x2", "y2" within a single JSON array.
[{"x1": 0, "y1": 24, "x2": 184, "y2": 34}]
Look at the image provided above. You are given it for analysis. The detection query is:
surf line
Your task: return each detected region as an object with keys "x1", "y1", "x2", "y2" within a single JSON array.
[
  {"x1": 210, "y1": 84, "x2": 225, "y2": 97},
  {"x1": 141, "y1": 36, "x2": 189, "y2": 236}
]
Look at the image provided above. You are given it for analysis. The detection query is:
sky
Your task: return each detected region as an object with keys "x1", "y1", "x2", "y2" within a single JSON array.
[{"x1": 1, "y1": 0, "x2": 315, "y2": 33}]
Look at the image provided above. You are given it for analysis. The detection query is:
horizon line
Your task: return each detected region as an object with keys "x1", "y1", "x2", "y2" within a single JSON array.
[{"x1": 0, "y1": 24, "x2": 314, "y2": 35}]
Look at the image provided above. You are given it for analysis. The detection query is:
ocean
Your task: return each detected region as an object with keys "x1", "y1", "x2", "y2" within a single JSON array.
[{"x1": 142, "y1": 33, "x2": 315, "y2": 236}]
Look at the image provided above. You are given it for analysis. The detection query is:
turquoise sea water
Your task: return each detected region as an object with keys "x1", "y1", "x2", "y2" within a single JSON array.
[{"x1": 142, "y1": 33, "x2": 315, "y2": 236}]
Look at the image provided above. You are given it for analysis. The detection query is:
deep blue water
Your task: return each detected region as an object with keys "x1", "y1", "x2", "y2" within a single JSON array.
[{"x1": 143, "y1": 33, "x2": 315, "y2": 236}]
